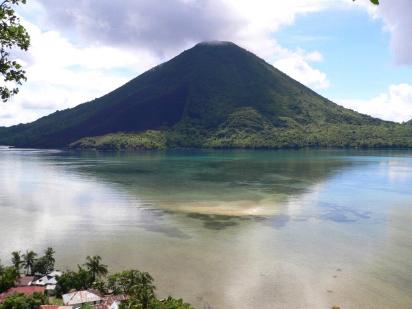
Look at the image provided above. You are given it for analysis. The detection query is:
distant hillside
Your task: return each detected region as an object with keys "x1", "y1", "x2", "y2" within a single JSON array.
[{"x1": 1, "y1": 41, "x2": 411, "y2": 149}]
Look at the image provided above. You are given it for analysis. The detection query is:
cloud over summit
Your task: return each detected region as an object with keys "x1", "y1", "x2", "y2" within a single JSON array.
[{"x1": 36, "y1": 0, "x2": 241, "y2": 55}]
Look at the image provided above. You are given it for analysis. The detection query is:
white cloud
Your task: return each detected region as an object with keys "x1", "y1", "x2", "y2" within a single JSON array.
[
  {"x1": 0, "y1": 19, "x2": 163, "y2": 126},
  {"x1": 274, "y1": 49, "x2": 330, "y2": 89},
  {"x1": 377, "y1": 0, "x2": 412, "y2": 65},
  {"x1": 339, "y1": 83, "x2": 412, "y2": 123},
  {"x1": 355, "y1": 0, "x2": 412, "y2": 65}
]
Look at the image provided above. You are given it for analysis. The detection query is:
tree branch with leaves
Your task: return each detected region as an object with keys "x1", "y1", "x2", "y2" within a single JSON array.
[{"x1": 0, "y1": 0, "x2": 30, "y2": 102}]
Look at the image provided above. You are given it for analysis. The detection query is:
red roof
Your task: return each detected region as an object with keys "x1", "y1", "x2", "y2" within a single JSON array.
[
  {"x1": 0, "y1": 286, "x2": 46, "y2": 302},
  {"x1": 40, "y1": 306, "x2": 59, "y2": 309},
  {"x1": 16, "y1": 276, "x2": 34, "y2": 287}
]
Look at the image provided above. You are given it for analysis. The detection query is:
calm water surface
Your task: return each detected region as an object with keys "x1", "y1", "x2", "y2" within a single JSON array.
[{"x1": 0, "y1": 147, "x2": 412, "y2": 308}]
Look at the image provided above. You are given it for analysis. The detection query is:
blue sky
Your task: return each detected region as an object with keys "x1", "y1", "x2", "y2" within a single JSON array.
[
  {"x1": 1, "y1": 0, "x2": 411, "y2": 126},
  {"x1": 276, "y1": 6, "x2": 412, "y2": 100}
]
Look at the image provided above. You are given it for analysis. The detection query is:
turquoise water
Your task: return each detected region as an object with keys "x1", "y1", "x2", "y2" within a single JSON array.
[{"x1": 0, "y1": 147, "x2": 412, "y2": 308}]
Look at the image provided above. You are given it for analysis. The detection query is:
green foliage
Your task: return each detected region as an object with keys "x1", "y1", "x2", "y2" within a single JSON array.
[
  {"x1": 0, "y1": 0, "x2": 30, "y2": 102},
  {"x1": 0, "y1": 292, "x2": 46, "y2": 309},
  {"x1": 152, "y1": 297, "x2": 195, "y2": 309},
  {"x1": 84, "y1": 255, "x2": 108, "y2": 283},
  {"x1": 0, "y1": 262, "x2": 19, "y2": 293},
  {"x1": 119, "y1": 294, "x2": 194, "y2": 309},
  {"x1": 71, "y1": 131, "x2": 167, "y2": 151},
  {"x1": 68, "y1": 119, "x2": 412, "y2": 151},
  {"x1": 92, "y1": 279, "x2": 108, "y2": 295},
  {"x1": 2, "y1": 249, "x2": 195, "y2": 309},
  {"x1": 10, "y1": 252, "x2": 22, "y2": 271},
  {"x1": 33, "y1": 247, "x2": 55, "y2": 275},
  {"x1": 55, "y1": 266, "x2": 93, "y2": 296},
  {"x1": 120, "y1": 285, "x2": 155, "y2": 309},
  {"x1": 22, "y1": 251, "x2": 37, "y2": 276},
  {"x1": 110, "y1": 270, "x2": 196, "y2": 309},
  {"x1": 56, "y1": 255, "x2": 107, "y2": 296},
  {"x1": 108, "y1": 270, "x2": 155, "y2": 296}
]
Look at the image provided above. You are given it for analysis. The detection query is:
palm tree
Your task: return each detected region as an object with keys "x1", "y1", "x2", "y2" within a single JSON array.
[
  {"x1": 139, "y1": 272, "x2": 155, "y2": 292},
  {"x1": 22, "y1": 250, "x2": 37, "y2": 275},
  {"x1": 44, "y1": 247, "x2": 55, "y2": 273},
  {"x1": 84, "y1": 255, "x2": 108, "y2": 283},
  {"x1": 128, "y1": 285, "x2": 155, "y2": 309},
  {"x1": 11, "y1": 251, "x2": 22, "y2": 271}
]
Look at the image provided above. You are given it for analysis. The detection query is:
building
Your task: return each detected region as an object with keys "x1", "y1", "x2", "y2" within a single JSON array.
[
  {"x1": 0, "y1": 286, "x2": 46, "y2": 303},
  {"x1": 15, "y1": 275, "x2": 34, "y2": 287},
  {"x1": 97, "y1": 295, "x2": 128, "y2": 309},
  {"x1": 32, "y1": 270, "x2": 62, "y2": 294},
  {"x1": 33, "y1": 275, "x2": 58, "y2": 286},
  {"x1": 62, "y1": 290, "x2": 102, "y2": 308},
  {"x1": 33, "y1": 271, "x2": 62, "y2": 286}
]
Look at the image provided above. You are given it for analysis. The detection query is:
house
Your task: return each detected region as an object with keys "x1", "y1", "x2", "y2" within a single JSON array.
[
  {"x1": 62, "y1": 290, "x2": 102, "y2": 308},
  {"x1": 33, "y1": 275, "x2": 58, "y2": 286},
  {"x1": 32, "y1": 270, "x2": 62, "y2": 295},
  {"x1": 97, "y1": 295, "x2": 128, "y2": 309},
  {"x1": 33, "y1": 271, "x2": 62, "y2": 286},
  {"x1": 15, "y1": 275, "x2": 34, "y2": 287},
  {"x1": 0, "y1": 286, "x2": 46, "y2": 303}
]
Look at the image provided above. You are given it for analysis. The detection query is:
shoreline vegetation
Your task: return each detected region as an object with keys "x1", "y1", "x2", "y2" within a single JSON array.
[
  {"x1": 69, "y1": 121, "x2": 412, "y2": 151},
  {"x1": 0, "y1": 248, "x2": 194, "y2": 309}
]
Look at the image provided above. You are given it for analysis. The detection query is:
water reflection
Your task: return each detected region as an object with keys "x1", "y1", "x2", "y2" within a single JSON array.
[{"x1": 1, "y1": 148, "x2": 412, "y2": 308}]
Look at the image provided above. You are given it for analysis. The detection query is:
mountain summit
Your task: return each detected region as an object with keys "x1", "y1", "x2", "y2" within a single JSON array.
[{"x1": 1, "y1": 41, "x2": 411, "y2": 149}]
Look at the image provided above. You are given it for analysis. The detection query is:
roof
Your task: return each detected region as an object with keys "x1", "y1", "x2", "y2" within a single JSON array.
[
  {"x1": 62, "y1": 290, "x2": 102, "y2": 305},
  {"x1": 15, "y1": 276, "x2": 34, "y2": 287},
  {"x1": 40, "y1": 306, "x2": 72, "y2": 309},
  {"x1": 33, "y1": 275, "x2": 58, "y2": 286},
  {"x1": 46, "y1": 285, "x2": 57, "y2": 291},
  {"x1": 48, "y1": 270, "x2": 63, "y2": 277},
  {"x1": 0, "y1": 286, "x2": 46, "y2": 302},
  {"x1": 97, "y1": 295, "x2": 128, "y2": 309}
]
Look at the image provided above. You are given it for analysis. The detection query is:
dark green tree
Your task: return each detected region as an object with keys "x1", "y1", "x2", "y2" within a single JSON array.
[
  {"x1": 110, "y1": 270, "x2": 158, "y2": 309},
  {"x1": 55, "y1": 266, "x2": 93, "y2": 296},
  {"x1": 22, "y1": 250, "x2": 37, "y2": 275},
  {"x1": 0, "y1": 292, "x2": 46, "y2": 309},
  {"x1": 153, "y1": 297, "x2": 195, "y2": 309},
  {"x1": 10, "y1": 251, "x2": 22, "y2": 271},
  {"x1": 84, "y1": 256, "x2": 108, "y2": 283},
  {"x1": 33, "y1": 247, "x2": 55, "y2": 275},
  {"x1": 120, "y1": 285, "x2": 155, "y2": 309},
  {"x1": 92, "y1": 279, "x2": 108, "y2": 295},
  {"x1": 43, "y1": 247, "x2": 55, "y2": 270},
  {"x1": 0, "y1": 0, "x2": 30, "y2": 102},
  {"x1": 0, "y1": 261, "x2": 19, "y2": 293},
  {"x1": 107, "y1": 270, "x2": 155, "y2": 296}
]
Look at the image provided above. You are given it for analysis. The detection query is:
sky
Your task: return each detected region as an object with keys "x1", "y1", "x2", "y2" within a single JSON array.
[{"x1": 0, "y1": 0, "x2": 411, "y2": 126}]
